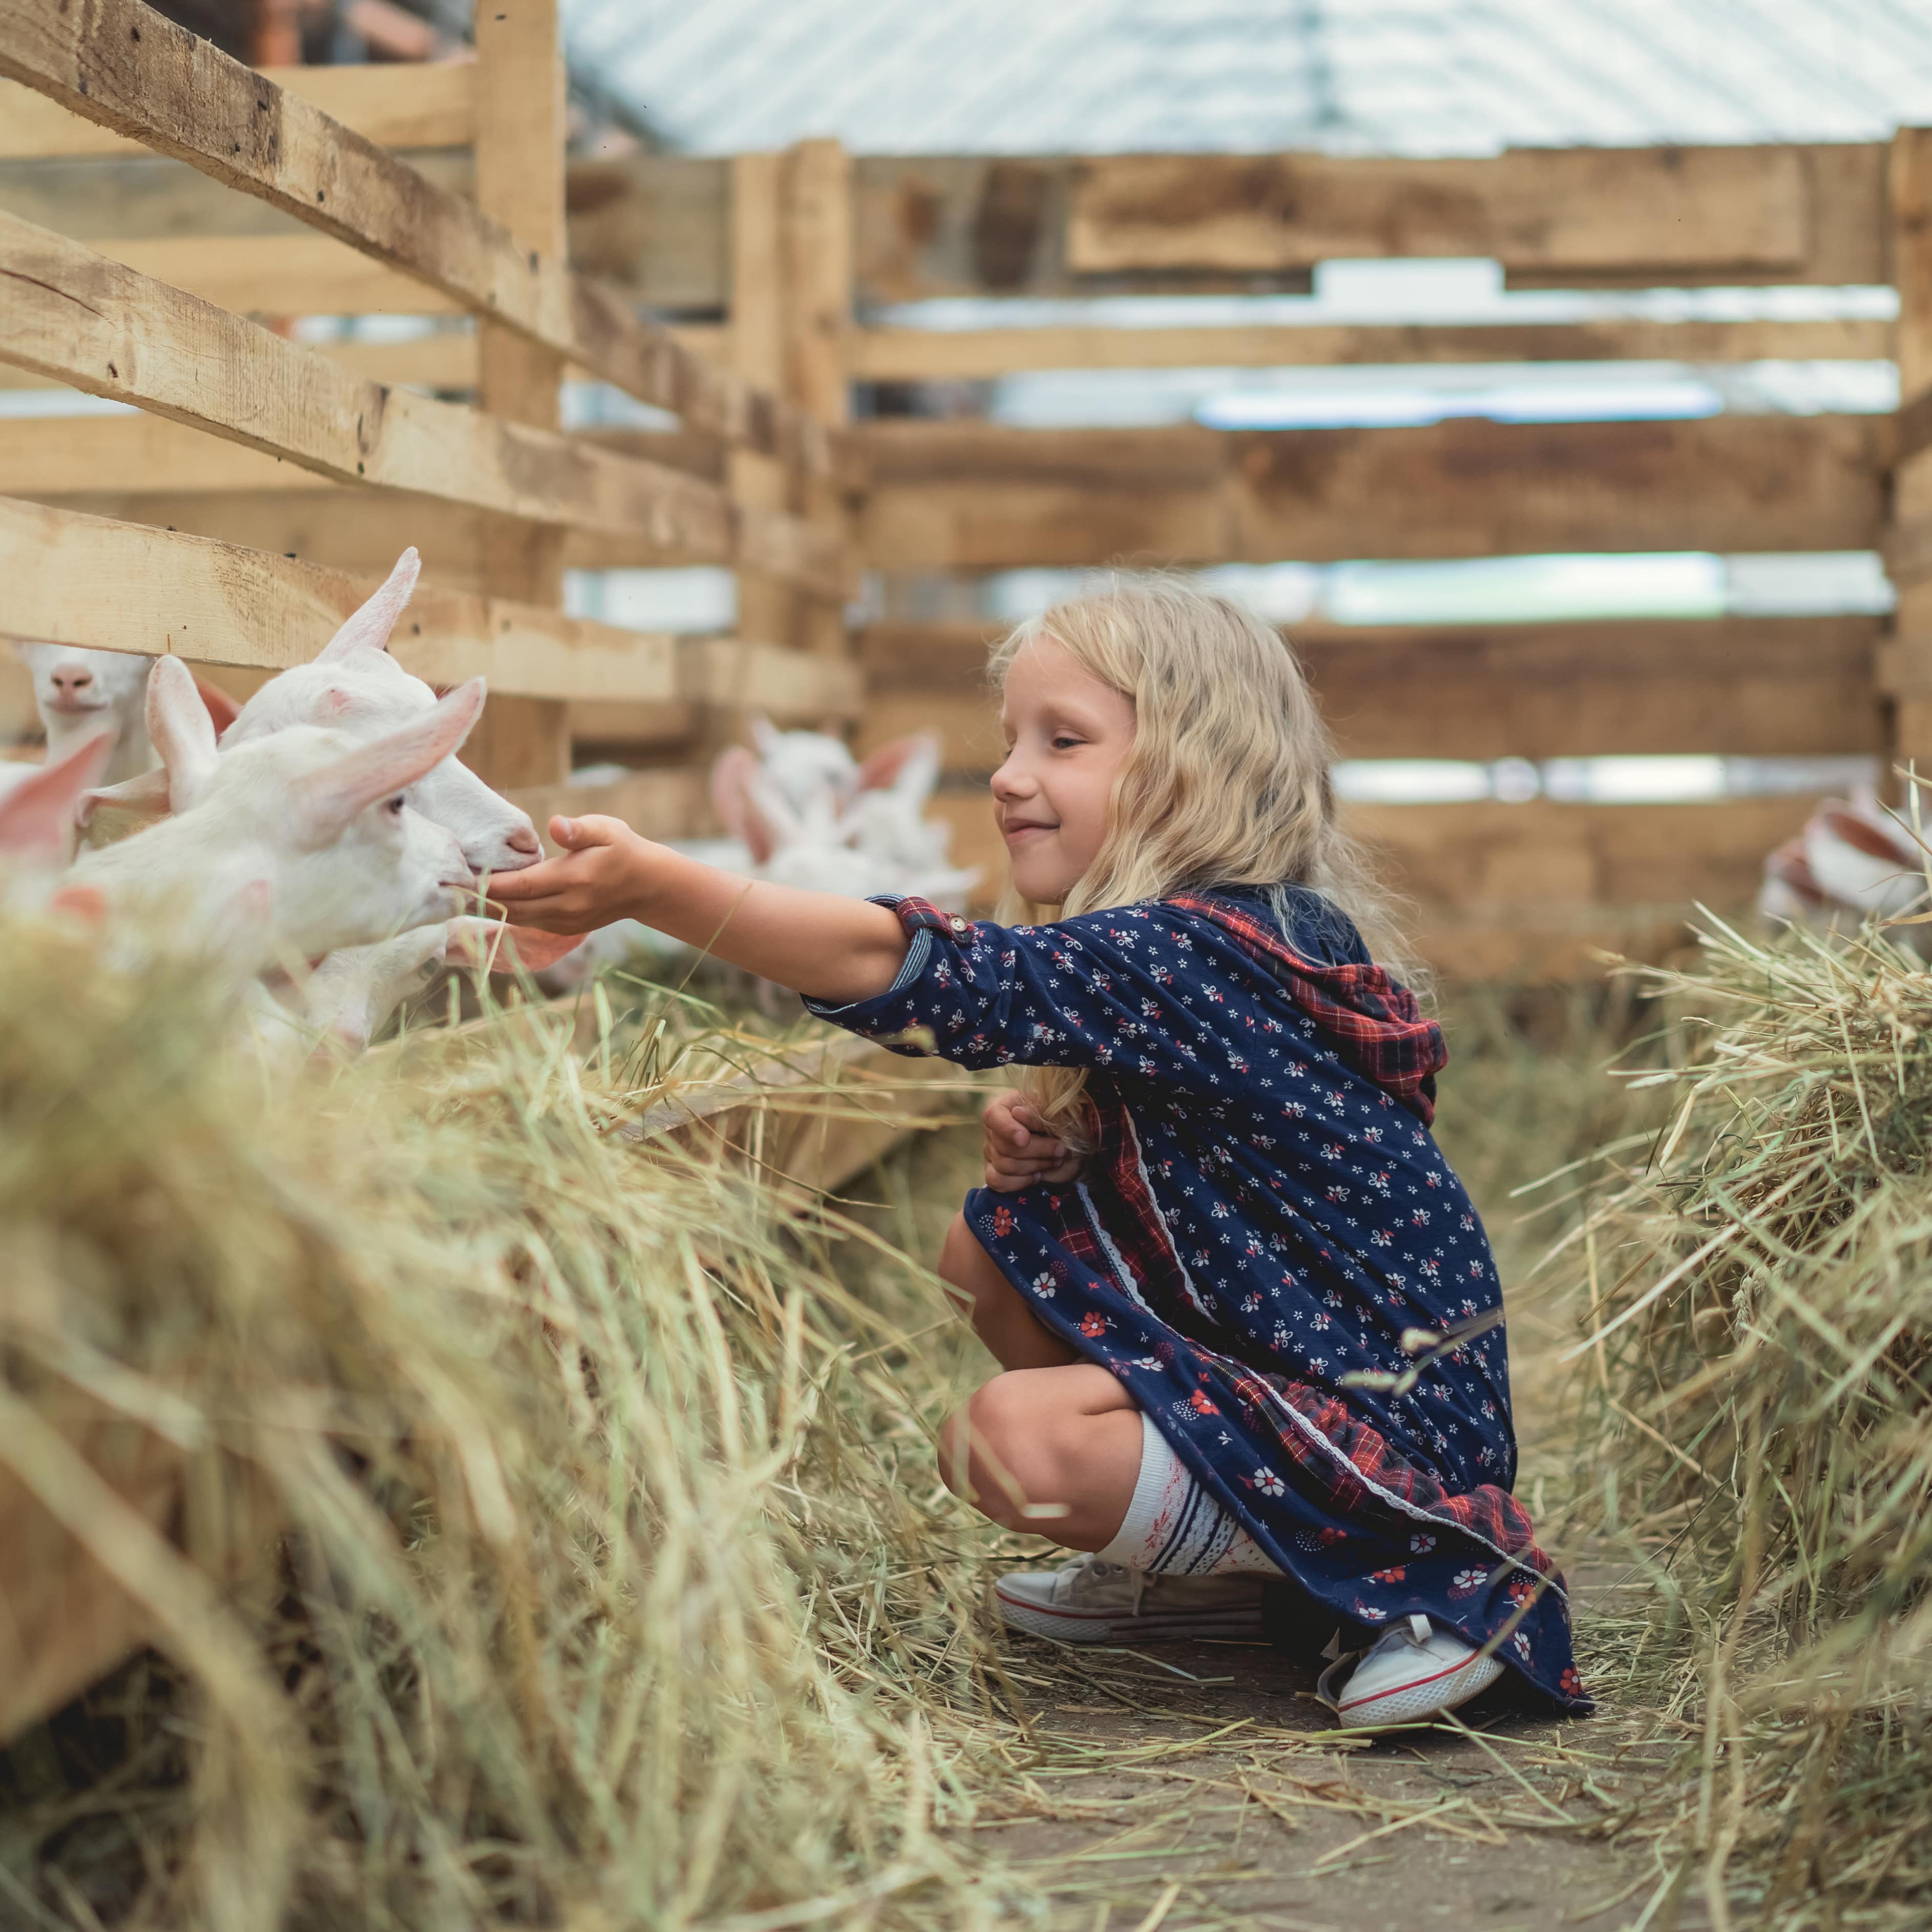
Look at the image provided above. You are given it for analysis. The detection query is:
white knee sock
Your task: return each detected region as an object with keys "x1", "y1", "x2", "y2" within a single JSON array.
[{"x1": 1095, "y1": 1411, "x2": 1284, "y2": 1578}]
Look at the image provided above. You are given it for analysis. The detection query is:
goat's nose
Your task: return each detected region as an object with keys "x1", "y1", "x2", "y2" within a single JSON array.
[
  {"x1": 507, "y1": 824, "x2": 541, "y2": 856},
  {"x1": 53, "y1": 668, "x2": 93, "y2": 693}
]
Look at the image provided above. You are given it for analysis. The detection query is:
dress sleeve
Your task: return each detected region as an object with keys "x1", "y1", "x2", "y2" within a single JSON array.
[{"x1": 803, "y1": 894, "x2": 1277, "y2": 1091}]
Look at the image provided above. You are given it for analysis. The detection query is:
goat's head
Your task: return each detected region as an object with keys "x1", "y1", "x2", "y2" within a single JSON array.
[
  {"x1": 221, "y1": 550, "x2": 541, "y2": 875},
  {"x1": 124, "y1": 656, "x2": 485, "y2": 961},
  {"x1": 13, "y1": 641, "x2": 150, "y2": 754}
]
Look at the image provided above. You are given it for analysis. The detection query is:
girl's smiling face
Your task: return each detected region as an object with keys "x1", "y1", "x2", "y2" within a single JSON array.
[{"x1": 992, "y1": 635, "x2": 1137, "y2": 904}]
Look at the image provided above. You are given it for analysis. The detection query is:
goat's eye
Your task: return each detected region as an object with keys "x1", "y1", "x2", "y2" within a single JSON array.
[{"x1": 387, "y1": 794, "x2": 406, "y2": 815}]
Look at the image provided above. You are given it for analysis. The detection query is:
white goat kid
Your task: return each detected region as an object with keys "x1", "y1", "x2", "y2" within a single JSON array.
[
  {"x1": 10, "y1": 642, "x2": 155, "y2": 789},
  {"x1": 70, "y1": 656, "x2": 483, "y2": 984},
  {"x1": 209, "y1": 549, "x2": 542, "y2": 877}
]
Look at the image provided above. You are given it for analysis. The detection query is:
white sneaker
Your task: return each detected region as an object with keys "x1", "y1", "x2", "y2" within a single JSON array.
[
  {"x1": 1318, "y1": 1613, "x2": 1505, "y2": 1728},
  {"x1": 995, "y1": 1555, "x2": 1266, "y2": 1645}
]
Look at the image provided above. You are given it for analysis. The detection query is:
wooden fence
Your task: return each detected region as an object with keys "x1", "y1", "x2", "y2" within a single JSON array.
[
  {"x1": 2, "y1": 1, "x2": 1929, "y2": 977},
  {"x1": 0, "y1": 0, "x2": 860, "y2": 840}
]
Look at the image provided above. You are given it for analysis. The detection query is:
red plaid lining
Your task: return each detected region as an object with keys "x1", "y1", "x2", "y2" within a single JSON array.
[{"x1": 1170, "y1": 893, "x2": 1445, "y2": 1125}]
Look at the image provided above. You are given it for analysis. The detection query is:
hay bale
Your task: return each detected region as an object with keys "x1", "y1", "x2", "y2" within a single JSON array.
[
  {"x1": 0, "y1": 917, "x2": 1005, "y2": 1928},
  {"x1": 1558, "y1": 917, "x2": 1932, "y2": 1925}
]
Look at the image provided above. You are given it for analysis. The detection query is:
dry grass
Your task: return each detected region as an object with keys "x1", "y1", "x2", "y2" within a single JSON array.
[
  {"x1": 1542, "y1": 917, "x2": 1932, "y2": 1929},
  {"x1": 0, "y1": 919, "x2": 1030, "y2": 1931}
]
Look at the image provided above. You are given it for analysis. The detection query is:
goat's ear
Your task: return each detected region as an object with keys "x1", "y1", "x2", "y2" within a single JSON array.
[
  {"x1": 0, "y1": 730, "x2": 115, "y2": 862},
  {"x1": 746, "y1": 712, "x2": 781, "y2": 758},
  {"x1": 289, "y1": 677, "x2": 485, "y2": 846},
  {"x1": 741, "y1": 767, "x2": 803, "y2": 865},
  {"x1": 146, "y1": 656, "x2": 221, "y2": 811},
  {"x1": 316, "y1": 548, "x2": 421, "y2": 662},
  {"x1": 710, "y1": 745, "x2": 760, "y2": 847},
  {"x1": 193, "y1": 673, "x2": 244, "y2": 740},
  {"x1": 77, "y1": 765, "x2": 172, "y2": 831},
  {"x1": 856, "y1": 730, "x2": 941, "y2": 800}
]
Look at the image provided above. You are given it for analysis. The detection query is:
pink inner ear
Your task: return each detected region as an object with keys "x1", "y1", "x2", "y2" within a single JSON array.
[
  {"x1": 193, "y1": 674, "x2": 243, "y2": 740},
  {"x1": 709, "y1": 746, "x2": 761, "y2": 851},
  {"x1": 856, "y1": 735, "x2": 920, "y2": 792}
]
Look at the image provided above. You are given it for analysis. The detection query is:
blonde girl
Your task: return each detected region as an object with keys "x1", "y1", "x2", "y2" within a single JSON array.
[{"x1": 496, "y1": 580, "x2": 1586, "y2": 1727}]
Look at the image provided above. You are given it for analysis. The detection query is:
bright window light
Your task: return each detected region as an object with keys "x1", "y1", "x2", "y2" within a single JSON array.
[
  {"x1": 1195, "y1": 378, "x2": 1720, "y2": 431},
  {"x1": 1321, "y1": 554, "x2": 1727, "y2": 626},
  {"x1": 1543, "y1": 757, "x2": 1727, "y2": 803},
  {"x1": 0, "y1": 389, "x2": 137, "y2": 419},
  {"x1": 565, "y1": 568, "x2": 736, "y2": 633},
  {"x1": 1333, "y1": 761, "x2": 1494, "y2": 804}
]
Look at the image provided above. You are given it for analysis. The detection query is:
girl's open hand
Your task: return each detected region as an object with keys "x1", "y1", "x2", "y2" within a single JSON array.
[
  {"x1": 982, "y1": 1088, "x2": 1082, "y2": 1192},
  {"x1": 488, "y1": 815, "x2": 655, "y2": 933}
]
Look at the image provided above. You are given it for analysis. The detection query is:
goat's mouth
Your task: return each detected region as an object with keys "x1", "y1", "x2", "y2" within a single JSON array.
[{"x1": 43, "y1": 695, "x2": 110, "y2": 716}]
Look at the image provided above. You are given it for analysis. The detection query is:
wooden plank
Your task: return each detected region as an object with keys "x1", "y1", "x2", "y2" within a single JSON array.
[
  {"x1": 0, "y1": 214, "x2": 843, "y2": 589},
  {"x1": 1890, "y1": 133, "x2": 1932, "y2": 782},
  {"x1": 0, "y1": 1392, "x2": 184, "y2": 1746},
  {"x1": 678, "y1": 636, "x2": 862, "y2": 718},
  {"x1": 848, "y1": 315, "x2": 1892, "y2": 382},
  {"x1": 24, "y1": 485, "x2": 740, "y2": 582},
  {"x1": 87, "y1": 231, "x2": 466, "y2": 314},
  {"x1": 466, "y1": 0, "x2": 571, "y2": 793},
  {"x1": 511, "y1": 767, "x2": 710, "y2": 841},
  {"x1": 1894, "y1": 130, "x2": 1932, "y2": 403},
  {"x1": 0, "y1": 495, "x2": 686, "y2": 700},
  {"x1": 729, "y1": 152, "x2": 797, "y2": 657},
  {"x1": 0, "y1": 0, "x2": 834, "y2": 477},
  {"x1": 1067, "y1": 146, "x2": 1811, "y2": 280},
  {"x1": 860, "y1": 615, "x2": 1880, "y2": 764},
  {"x1": 782, "y1": 138, "x2": 857, "y2": 662},
  {"x1": 622, "y1": 1033, "x2": 969, "y2": 1196},
  {"x1": 0, "y1": 58, "x2": 478, "y2": 160},
  {"x1": 0, "y1": 146, "x2": 473, "y2": 246},
  {"x1": 853, "y1": 416, "x2": 1886, "y2": 569}
]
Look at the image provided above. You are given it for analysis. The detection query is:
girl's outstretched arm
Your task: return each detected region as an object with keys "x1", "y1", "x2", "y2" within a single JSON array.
[{"x1": 489, "y1": 813, "x2": 911, "y2": 1005}]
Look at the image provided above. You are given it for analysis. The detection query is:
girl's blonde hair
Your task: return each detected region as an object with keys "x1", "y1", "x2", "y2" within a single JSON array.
[{"x1": 990, "y1": 575, "x2": 1416, "y2": 1139}]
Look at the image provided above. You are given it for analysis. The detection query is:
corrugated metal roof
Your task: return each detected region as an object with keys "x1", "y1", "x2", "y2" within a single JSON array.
[{"x1": 560, "y1": 0, "x2": 1932, "y2": 156}]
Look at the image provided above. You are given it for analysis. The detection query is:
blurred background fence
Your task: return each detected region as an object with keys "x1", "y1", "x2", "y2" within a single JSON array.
[{"x1": 6, "y1": 0, "x2": 1932, "y2": 976}]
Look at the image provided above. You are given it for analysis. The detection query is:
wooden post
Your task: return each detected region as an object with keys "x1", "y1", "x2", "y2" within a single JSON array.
[
  {"x1": 465, "y1": 0, "x2": 572, "y2": 791},
  {"x1": 728, "y1": 152, "x2": 795, "y2": 658},
  {"x1": 728, "y1": 143, "x2": 854, "y2": 672},
  {"x1": 1886, "y1": 128, "x2": 1932, "y2": 788},
  {"x1": 782, "y1": 138, "x2": 855, "y2": 667}
]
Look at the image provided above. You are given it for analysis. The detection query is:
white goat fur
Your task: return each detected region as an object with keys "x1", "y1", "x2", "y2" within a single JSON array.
[
  {"x1": 11, "y1": 642, "x2": 155, "y2": 789},
  {"x1": 69, "y1": 656, "x2": 482, "y2": 984},
  {"x1": 218, "y1": 549, "x2": 540, "y2": 876}
]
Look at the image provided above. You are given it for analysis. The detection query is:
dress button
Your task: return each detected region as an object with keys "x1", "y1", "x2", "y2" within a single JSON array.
[{"x1": 950, "y1": 915, "x2": 968, "y2": 933}]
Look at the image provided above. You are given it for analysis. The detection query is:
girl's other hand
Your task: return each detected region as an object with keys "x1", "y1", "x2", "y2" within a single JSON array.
[{"x1": 983, "y1": 1089, "x2": 1081, "y2": 1192}]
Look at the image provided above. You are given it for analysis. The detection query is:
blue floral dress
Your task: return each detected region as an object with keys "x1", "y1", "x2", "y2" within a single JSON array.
[{"x1": 806, "y1": 885, "x2": 1587, "y2": 1712}]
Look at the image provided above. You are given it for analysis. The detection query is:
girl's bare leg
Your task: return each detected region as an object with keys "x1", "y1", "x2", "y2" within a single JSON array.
[
  {"x1": 937, "y1": 1211, "x2": 1078, "y2": 1371},
  {"x1": 937, "y1": 1362, "x2": 1143, "y2": 1550}
]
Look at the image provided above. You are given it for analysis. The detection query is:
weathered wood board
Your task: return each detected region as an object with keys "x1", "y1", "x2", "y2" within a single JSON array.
[
  {"x1": 858, "y1": 617, "x2": 1883, "y2": 766},
  {"x1": 854, "y1": 417, "x2": 1885, "y2": 569}
]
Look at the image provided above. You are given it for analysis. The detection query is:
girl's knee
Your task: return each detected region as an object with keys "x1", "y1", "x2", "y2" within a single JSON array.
[{"x1": 940, "y1": 1366, "x2": 1130, "y2": 1519}]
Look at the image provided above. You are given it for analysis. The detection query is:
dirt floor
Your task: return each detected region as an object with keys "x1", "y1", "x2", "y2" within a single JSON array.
[{"x1": 964, "y1": 1562, "x2": 1695, "y2": 1932}]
